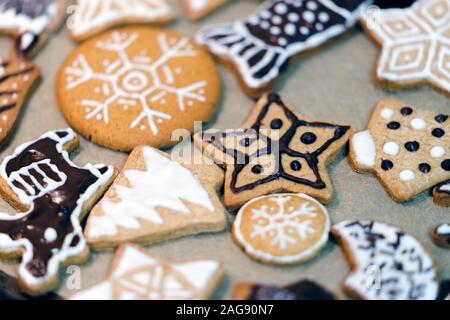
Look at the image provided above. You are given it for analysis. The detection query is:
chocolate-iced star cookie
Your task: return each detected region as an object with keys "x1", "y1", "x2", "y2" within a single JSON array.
[
  {"x1": 0, "y1": 129, "x2": 115, "y2": 295},
  {"x1": 194, "y1": 93, "x2": 352, "y2": 210},
  {"x1": 195, "y1": 0, "x2": 371, "y2": 96},
  {"x1": 0, "y1": 271, "x2": 61, "y2": 300},
  {"x1": 350, "y1": 100, "x2": 450, "y2": 203},
  {"x1": 232, "y1": 280, "x2": 335, "y2": 300},
  {"x1": 433, "y1": 180, "x2": 450, "y2": 206},
  {"x1": 332, "y1": 220, "x2": 439, "y2": 300},
  {"x1": 433, "y1": 224, "x2": 450, "y2": 248},
  {"x1": 0, "y1": 0, "x2": 66, "y2": 57}
]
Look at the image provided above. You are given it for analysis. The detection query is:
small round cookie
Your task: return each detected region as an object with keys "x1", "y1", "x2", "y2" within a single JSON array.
[
  {"x1": 57, "y1": 27, "x2": 221, "y2": 152},
  {"x1": 232, "y1": 193, "x2": 330, "y2": 265}
]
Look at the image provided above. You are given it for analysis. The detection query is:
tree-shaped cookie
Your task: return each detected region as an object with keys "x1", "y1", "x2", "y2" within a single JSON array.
[
  {"x1": 84, "y1": 146, "x2": 227, "y2": 249},
  {"x1": 0, "y1": 129, "x2": 115, "y2": 295},
  {"x1": 349, "y1": 100, "x2": 449, "y2": 202},
  {"x1": 70, "y1": 244, "x2": 223, "y2": 300},
  {"x1": 194, "y1": 93, "x2": 352, "y2": 210}
]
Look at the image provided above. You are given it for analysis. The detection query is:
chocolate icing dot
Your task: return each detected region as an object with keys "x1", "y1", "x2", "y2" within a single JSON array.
[
  {"x1": 381, "y1": 160, "x2": 394, "y2": 171},
  {"x1": 290, "y1": 160, "x2": 302, "y2": 171},
  {"x1": 270, "y1": 118, "x2": 283, "y2": 130},
  {"x1": 240, "y1": 138, "x2": 251, "y2": 147},
  {"x1": 432, "y1": 128, "x2": 445, "y2": 138},
  {"x1": 441, "y1": 160, "x2": 450, "y2": 171},
  {"x1": 387, "y1": 121, "x2": 400, "y2": 130},
  {"x1": 252, "y1": 165, "x2": 263, "y2": 174},
  {"x1": 435, "y1": 114, "x2": 448, "y2": 123},
  {"x1": 400, "y1": 107, "x2": 413, "y2": 116},
  {"x1": 419, "y1": 163, "x2": 431, "y2": 174},
  {"x1": 405, "y1": 141, "x2": 420, "y2": 152},
  {"x1": 300, "y1": 132, "x2": 317, "y2": 144}
]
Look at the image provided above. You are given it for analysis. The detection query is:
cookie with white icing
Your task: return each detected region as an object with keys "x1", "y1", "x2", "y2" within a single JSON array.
[
  {"x1": 332, "y1": 220, "x2": 439, "y2": 300},
  {"x1": 349, "y1": 100, "x2": 450, "y2": 203},
  {"x1": 0, "y1": 55, "x2": 40, "y2": 145},
  {"x1": 433, "y1": 224, "x2": 450, "y2": 248},
  {"x1": 361, "y1": 0, "x2": 450, "y2": 96},
  {"x1": 68, "y1": 0, "x2": 175, "y2": 42},
  {"x1": 0, "y1": 0, "x2": 66, "y2": 57},
  {"x1": 57, "y1": 27, "x2": 221, "y2": 152},
  {"x1": 232, "y1": 193, "x2": 330, "y2": 265},
  {"x1": 433, "y1": 180, "x2": 450, "y2": 206},
  {"x1": 84, "y1": 146, "x2": 227, "y2": 249},
  {"x1": 194, "y1": 93, "x2": 353, "y2": 210},
  {"x1": 182, "y1": 0, "x2": 229, "y2": 20},
  {"x1": 195, "y1": 0, "x2": 371, "y2": 97},
  {"x1": 70, "y1": 244, "x2": 224, "y2": 300},
  {"x1": 0, "y1": 129, "x2": 115, "y2": 295}
]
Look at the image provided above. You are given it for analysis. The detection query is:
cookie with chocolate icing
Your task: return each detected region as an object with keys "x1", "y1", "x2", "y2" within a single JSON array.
[
  {"x1": 433, "y1": 224, "x2": 450, "y2": 248},
  {"x1": 195, "y1": 0, "x2": 371, "y2": 97},
  {"x1": 68, "y1": 0, "x2": 175, "y2": 42},
  {"x1": 349, "y1": 100, "x2": 450, "y2": 203},
  {"x1": 0, "y1": 129, "x2": 116, "y2": 295},
  {"x1": 0, "y1": 270, "x2": 60, "y2": 300},
  {"x1": 332, "y1": 220, "x2": 439, "y2": 300},
  {"x1": 433, "y1": 180, "x2": 450, "y2": 206},
  {"x1": 182, "y1": 0, "x2": 229, "y2": 20},
  {"x1": 232, "y1": 193, "x2": 330, "y2": 265},
  {"x1": 232, "y1": 280, "x2": 336, "y2": 300},
  {"x1": 194, "y1": 93, "x2": 352, "y2": 210},
  {"x1": 0, "y1": 0, "x2": 66, "y2": 57},
  {"x1": 84, "y1": 146, "x2": 227, "y2": 250},
  {"x1": 70, "y1": 244, "x2": 224, "y2": 300}
]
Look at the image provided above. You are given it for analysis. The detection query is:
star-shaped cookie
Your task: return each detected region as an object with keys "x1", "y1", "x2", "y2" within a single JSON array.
[
  {"x1": 194, "y1": 93, "x2": 352, "y2": 210},
  {"x1": 362, "y1": 0, "x2": 450, "y2": 95},
  {"x1": 70, "y1": 244, "x2": 224, "y2": 300}
]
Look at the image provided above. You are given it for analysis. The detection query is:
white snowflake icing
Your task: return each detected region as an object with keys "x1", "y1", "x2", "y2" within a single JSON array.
[
  {"x1": 250, "y1": 196, "x2": 318, "y2": 250},
  {"x1": 64, "y1": 31, "x2": 207, "y2": 135}
]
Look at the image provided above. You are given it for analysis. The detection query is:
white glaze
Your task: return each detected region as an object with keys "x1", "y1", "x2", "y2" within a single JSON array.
[
  {"x1": 380, "y1": 108, "x2": 394, "y2": 120},
  {"x1": 352, "y1": 130, "x2": 376, "y2": 168},
  {"x1": 400, "y1": 169, "x2": 415, "y2": 181},
  {"x1": 411, "y1": 118, "x2": 427, "y2": 130},
  {"x1": 383, "y1": 141, "x2": 400, "y2": 156},
  {"x1": 430, "y1": 146, "x2": 445, "y2": 158}
]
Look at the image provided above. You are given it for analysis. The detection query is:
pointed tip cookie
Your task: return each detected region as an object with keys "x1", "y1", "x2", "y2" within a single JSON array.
[
  {"x1": 0, "y1": 129, "x2": 116, "y2": 295},
  {"x1": 182, "y1": 0, "x2": 229, "y2": 20},
  {"x1": 433, "y1": 224, "x2": 450, "y2": 248},
  {"x1": 361, "y1": 0, "x2": 450, "y2": 96},
  {"x1": 0, "y1": 0, "x2": 67, "y2": 58},
  {"x1": 70, "y1": 244, "x2": 224, "y2": 300},
  {"x1": 195, "y1": 0, "x2": 370, "y2": 96},
  {"x1": 349, "y1": 100, "x2": 450, "y2": 203},
  {"x1": 332, "y1": 220, "x2": 439, "y2": 300},
  {"x1": 195, "y1": 93, "x2": 352, "y2": 210},
  {"x1": 232, "y1": 193, "x2": 330, "y2": 265},
  {"x1": 433, "y1": 180, "x2": 450, "y2": 206},
  {"x1": 84, "y1": 146, "x2": 227, "y2": 250},
  {"x1": 69, "y1": 0, "x2": 176, "y2": 42}
]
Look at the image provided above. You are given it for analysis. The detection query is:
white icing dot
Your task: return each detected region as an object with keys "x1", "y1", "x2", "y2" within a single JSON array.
[
  {"x1": 300, "y1": 26, "x2": 310, "y2": 35},
  {"x1": 411, "y1": 118, "x2": 426, "y2": 130},
  {"x1": 316, "y1": 23, "x2": 324, "y2": 31},
  {"x1": 381, "y1": 108, "x2": 394, "y2": 120},
  {"x1": 285, "y1": 24, "x2": 296, "y2": 36},
  {"x1": 319, "y1": 12, "x2": 330, "y2": 23},
  {"x1": 278, "y1": 38, "x2": 288, "y2": 46},
  {"x1": 275, "y1": 3, "x2": 288, "y2": 14},
  {"x1": 431, "y1": 146, "x2": 445, "y2": 158},
  {"x1": 270, "y1": 26, "x2": 281, "y2": 35},
  {"x1": 400, "y1": 170, "x2": 415, "y2": 182},
  {"x1": 249, "y1": 15, "x2": 259, "y2": 25},
  {"x1": 2, "y1": 115, "x2": 8, "y2": 121},
  {"x1": 261, "y1": 21, "x2": 270, "y2": 30},
  {"x1": 272, "y1": 15, "x2": 282, "y2": 25},
  {"x1": 303, "y1": 11, "x2": 315, "y2": 23},
  {"x1": 306, "y1": 1, "x2": 318, "y2": 10},
  {"x1": 288, "y1": 12, "x2": 300, "y2": 22},
  {"x1": 260, "y1": 10, "x2": 271, "y2": 19},
  {"x1": 44, "y1": 228, "x2": 57, "y2": 243},
  {"x1": 383, "y1": 142, "x2": 400, "y2": 156}
]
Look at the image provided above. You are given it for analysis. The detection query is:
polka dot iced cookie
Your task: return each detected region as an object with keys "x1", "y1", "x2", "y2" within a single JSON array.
[{"x1": 349, "y1": 100, "x2": 450, "y2": 203}]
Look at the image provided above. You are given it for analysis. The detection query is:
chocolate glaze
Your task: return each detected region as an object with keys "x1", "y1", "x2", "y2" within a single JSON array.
[
  {"x1": 0, "y1": 130, "x2": 110, "y2": 278},
  {"x1": 201, "y1": 93, "x2": 350, "y2": 193},
  {"x1": 0, "y1": 270, "x2": 60, "y2": 300},
  {"x1": 246, "y1": 280, "x2": 335, "y2": 300},
  {"x1": 435, "y1": 180, "x2": 450, "y2": 195},
  {"x1": 0, "y1": 60, "x2": 35, "y2": 113}
]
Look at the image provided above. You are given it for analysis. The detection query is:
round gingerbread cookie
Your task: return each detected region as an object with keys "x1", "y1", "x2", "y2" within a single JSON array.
[
  {"x1": 232, "y1": 193, "x2": 330, "y2": 265},
  {"x1": 57, "y1": 27, "x2": 221, "y2": 151}
]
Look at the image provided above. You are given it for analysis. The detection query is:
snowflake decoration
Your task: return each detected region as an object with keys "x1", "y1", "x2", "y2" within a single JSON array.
[
  {"x1": 64, "y1": 31, "x2": 207, "y2": 135},
  {"x1": 250, "y1": 196, "x2": 318, "y2": 250}
]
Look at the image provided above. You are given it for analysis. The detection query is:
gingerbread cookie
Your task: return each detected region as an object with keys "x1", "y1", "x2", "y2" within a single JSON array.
[
  {"x1": 68, "y1": 0, "x2": 175, "y2": 42},
  {"x1": 84, "y1": 146, "x2": 227, "y2": 249},
  {"x1": 182, "y1": 0, "x2": 229, "y2": 20},
  {"x1": 433, "y1": 180, "x2": 450, "y2": 206},
  {"x1": 0, "y1": 55, "x2": 40, "y2": 144},
  {"x1": 194, "y1": 93, "x2": 352, "y2": 210},
  {"x1": 349, "y1": 100, "x2": 450, "y2": 202},
  {"x1": 332, "y1": 220, "x2": 439, "y2": 300},
  {"x1": 0, "y1": 129, "x2": 115, "y2": 295},
  {"x1": 232, "y1": 280, "x2": 335, "y2": 300},
  {"x1": 433, "y1": 224, "x2": 450, "y2": 248},
  {"x1": 70, "y1": 244, "x2": 223, "y2": 300},
  {"x1": 57, "y1": 27, "x2": 221, "y2": 152},
  {"x1": 362, "y1": 0, "x2": 450, "y2": 96},
  {"x1": 232, "y1": 193, "x2": 330, "y2": 265},
  {"x1": 195, "y1": 0, "x2": 371, "y2": 96},
  {"x1": 0, "y1": 0, "x2": 66, "y2": 57}
]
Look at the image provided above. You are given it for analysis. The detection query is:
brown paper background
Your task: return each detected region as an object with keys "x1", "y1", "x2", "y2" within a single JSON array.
[{"x1": 0, "y1": 1, "x2": 448, "y2": 299}]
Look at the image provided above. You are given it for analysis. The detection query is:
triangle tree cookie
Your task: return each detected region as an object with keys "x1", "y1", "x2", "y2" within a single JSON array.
[
  {"x1": 84, "y1": 146, "x2": 227, "y2": 249},
  {"x1": 70, "y1": 244, "x2": 224, "y2": 300},
  {"x1": 194, "y1": 92, "x2": 353, "y2": 210}
]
